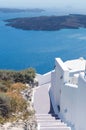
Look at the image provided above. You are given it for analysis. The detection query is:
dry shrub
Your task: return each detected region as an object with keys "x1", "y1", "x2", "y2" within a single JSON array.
[
  {"x1": 9, "y1": 83, "x2": 27, "y2": 92},
  {"x1": 0, "y1": 82, "x2": 33, "y2": 123},
  {"x1": 6, "y1": 91, "x2": 27, "y2": 113}
]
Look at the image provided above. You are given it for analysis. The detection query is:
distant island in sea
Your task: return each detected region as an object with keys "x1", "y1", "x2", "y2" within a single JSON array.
[
  {"x1": 0, "y1": 8, "x2": 45, "y2": 13},
  {"x1": 5, "y1": 14, "x2": 86, "y2": 31}
]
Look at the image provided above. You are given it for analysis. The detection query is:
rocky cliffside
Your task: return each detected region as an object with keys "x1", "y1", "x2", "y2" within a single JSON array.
[{"x1": 0, "y1": 85, "x2": 37, "y2": 130}]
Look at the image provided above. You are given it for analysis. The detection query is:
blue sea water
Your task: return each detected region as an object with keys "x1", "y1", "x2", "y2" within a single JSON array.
[{"x1": 0, "y1": 10, "x2": 86, "y2": 74}]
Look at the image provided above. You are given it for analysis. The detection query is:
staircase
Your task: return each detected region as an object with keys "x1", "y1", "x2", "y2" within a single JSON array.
[
  {"x1": 34, "y1": 83, "x2": 71, "y2": 130},
  {"x1": 36, "y1": 114, "x2": 71, "y2": 130}
]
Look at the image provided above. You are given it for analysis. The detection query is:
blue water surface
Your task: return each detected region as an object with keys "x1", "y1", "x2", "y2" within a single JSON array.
[{"x1": 0, "y1": 11, "x2": 86, "y2": 74}]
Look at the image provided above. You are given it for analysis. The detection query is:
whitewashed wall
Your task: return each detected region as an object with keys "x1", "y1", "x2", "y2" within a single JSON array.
[
  {"x1": 36, "y1": 71, "x2": 51, "y2": 86},
  {"x1": 50, "y1": 58, "x2": 86, "y2": 130},
  {"x1": 50, "y1": 70, "x2": 59, "y2": 114},
  {"x1": 59, "y1": 73, "x2": 86, "y2": 130},
  {"x1": 60, "y1": 85, "x2": 77, "y2": 130},
  {"x1": 75, "y1": 74, "x2": 86, "y2": 130},
  {"x1": 50, "y1": 58, "x2": 69, "y2": 114}
]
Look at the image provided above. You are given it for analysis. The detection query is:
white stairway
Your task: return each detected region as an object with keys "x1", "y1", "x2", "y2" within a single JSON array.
[{"x1": 36, "y1": 114, "x2": 71, "y2": 130}]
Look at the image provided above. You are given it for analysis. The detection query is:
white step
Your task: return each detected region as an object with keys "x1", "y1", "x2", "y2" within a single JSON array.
[
  {"x1": 40, "y1": 127, "x2": 71, "y2": 130},
  {"x1": 38, "y1": 122, "x2": 65, "y2": 125},
  {"x1": 36, "y1": 114, "x2": 71, "y2": 130},
  {"x1": 36, "y1": 114, "x2": 58, "y2": 117},
  {"x1": 39, "y1": 124, "x2": 67, "y2": 127},
  {"x1": 37, "y1": 119, "x2": 61, "y2": 124},
  {"x1": 36, "y1": 114, "x2": 54, "y2": 116},
  {"x1": 36, "y1": 115, "x2": 55, "y2": 118},
  {"x1": 36, "y1": 117, "x2": 61, "y2": 121},
  {"x1": 37, "y1": 118, "x2": 61, "y2": 123}
]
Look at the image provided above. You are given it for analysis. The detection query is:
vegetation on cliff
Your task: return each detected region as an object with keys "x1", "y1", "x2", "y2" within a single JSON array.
[
  {"x1": 0, "y1": 68, "x2": 36, "y2": 84},
  {"x1": 0, "y1": 68, "x2": 36, "y2": 124}
]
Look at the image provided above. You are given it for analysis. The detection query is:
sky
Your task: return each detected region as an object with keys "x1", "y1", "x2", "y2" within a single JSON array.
[{"x1": 0, "y1": 0, "x2": 86, "y2": 10}]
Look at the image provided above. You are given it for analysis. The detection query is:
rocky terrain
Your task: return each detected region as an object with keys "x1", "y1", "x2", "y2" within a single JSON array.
[{"x1": 0, "y1": 85, "x2": 37, "y2": 130}]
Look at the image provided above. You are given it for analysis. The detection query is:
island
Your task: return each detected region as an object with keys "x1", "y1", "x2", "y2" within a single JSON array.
[
  {"x1": 5, "y1": 14, "x2": 86, "y2": 31},
  {"x1": 0, "y1": 8, "x2": 44, "y2": 13}
]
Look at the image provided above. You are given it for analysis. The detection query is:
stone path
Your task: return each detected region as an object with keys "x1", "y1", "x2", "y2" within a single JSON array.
[{"x1": 34, "y1": 83, "x2": 50, "y2": 114}]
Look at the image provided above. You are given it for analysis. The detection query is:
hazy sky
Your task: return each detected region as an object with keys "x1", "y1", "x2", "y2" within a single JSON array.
[{"x1": 0, "y1": 0, "x2": 86, "y2": 9}]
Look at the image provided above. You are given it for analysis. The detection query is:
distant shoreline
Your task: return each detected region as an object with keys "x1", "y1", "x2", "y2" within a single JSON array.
[
  {"x1": 0, "y1": 8, "x2": 45, "y2": 13},
  {"x1": 5, "y1": 14, "x2": 86, "y2": 31}
]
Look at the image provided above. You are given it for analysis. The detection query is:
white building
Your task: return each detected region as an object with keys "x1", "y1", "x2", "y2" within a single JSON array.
[{"x1": 50, "y1": 57, "x2": 86, "y2": 130}]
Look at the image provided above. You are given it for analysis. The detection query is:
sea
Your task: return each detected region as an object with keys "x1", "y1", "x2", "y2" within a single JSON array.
[{"x1": 0, "y1": 9, "x2": 86, "y2": 74}]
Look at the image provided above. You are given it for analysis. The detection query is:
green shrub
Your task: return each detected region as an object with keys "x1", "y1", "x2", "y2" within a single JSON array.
[
  {"x1": 21, "y1": 68, "x2": 36, "y2": 83},
  {"x1": 0, "y1": 83, "x2": 8, "y2": 92},
  {"x1": 13, "y1": 72, "x2": 24, "y2": 83},
  {"x1": 0, "y1": 68, "x2": 36, "y2": 84}
]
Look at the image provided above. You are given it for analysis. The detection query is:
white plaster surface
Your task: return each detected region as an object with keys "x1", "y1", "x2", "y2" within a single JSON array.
[{"x1": 50, "y1": 57, "x2": 86, "y2": 130}]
